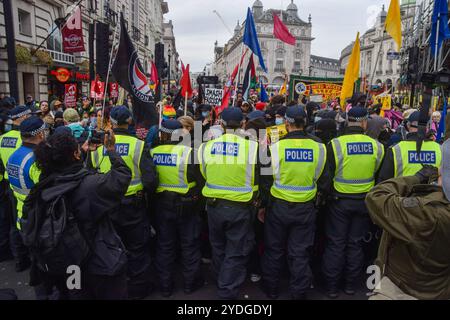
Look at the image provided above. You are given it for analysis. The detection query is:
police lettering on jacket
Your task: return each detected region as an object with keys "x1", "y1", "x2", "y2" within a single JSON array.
[
  {"x1": 285, "y1": 148, "x2": 314, "y2": 162},
  {"x1": 347, "y1": 143, "x2": 373, "y2": 155},
  {"x1": 153, "y1": 154, "x2": 177, "y2": 167},
  {"x1": 408, "y1": 151, "x2": 436, "y2": 164},
  {"x1": 103, "y1": 143, "x2": 129, "y2": 156},
  {"x1": 211, "y1": 142, "x2": 239, "y2": 156},
  {"x1": 1, "y1": 137, "x2": 18, "y2": 148}
]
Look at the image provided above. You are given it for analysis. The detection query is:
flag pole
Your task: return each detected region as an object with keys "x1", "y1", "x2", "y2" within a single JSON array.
[
  {"x1": 434, "y1": 12, "x2": 441, "y2": 72},
  {"x1": 364, "y1": 29, "x2": 386, "y2": 108},
  {"x1": 100, "y1": 20, "x2": 120, "y2": 129},
  {"x1": 184, "y1": 94, "x2": 188, "y2": 116},
  {"x1": 233, "y1": 42, "x2": 245, "y2": 106}
]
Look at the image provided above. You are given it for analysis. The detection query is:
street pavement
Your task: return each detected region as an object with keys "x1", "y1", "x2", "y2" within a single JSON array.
[{"x1": 0, "y1": 259, "x2": 369, "y2": 300}]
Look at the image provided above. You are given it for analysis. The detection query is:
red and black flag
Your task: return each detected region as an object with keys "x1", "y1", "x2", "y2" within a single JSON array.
[
  {"x1": 242, "y1": 55, "x2": 257, "y2": 101},
  {"x1": 111, "y1": 13, "x2": 157, "y2": 127}
]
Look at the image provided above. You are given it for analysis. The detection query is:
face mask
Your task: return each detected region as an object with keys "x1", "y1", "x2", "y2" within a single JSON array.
[
  {"x1": 275, "y1": 118, "x2": 284, "y2": 126},
  {"x1": 202, "y1": 112, "x2": 210, "y2": 118}
]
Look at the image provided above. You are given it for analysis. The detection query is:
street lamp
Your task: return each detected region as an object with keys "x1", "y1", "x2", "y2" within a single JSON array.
[{"x1": 167, "y1": 45, "x2": 172, "y2": 95}]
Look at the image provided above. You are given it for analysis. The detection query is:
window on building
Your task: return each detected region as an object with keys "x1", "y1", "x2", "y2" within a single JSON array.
[
  {"x1": 47, "y1": 24, "x2": 62, "y2": 52},
  {"x1": 293, "y1": 61, "x2": 301, "y2": 71},
  {"x1": 18, "y1": 9, "x2": 32, "y2": 36},
  {"x1": 257, "y1": 26, "x2": 261, "y2": 33},
  {"x1": 301, "y1": 29, "x2": 306, "y2": 36},
  {"x1": 275, "y1": 60, "x2": 284, "y2": 71},
  {"x1": 295, "y1": 50, "x2": 301, "y2": 60},
  {"x1": 131, "y1": 0, "x2": 139, "y2": 27},
  {"x1": 277, "y1": 42, "x2": 284, "y2": 49}
]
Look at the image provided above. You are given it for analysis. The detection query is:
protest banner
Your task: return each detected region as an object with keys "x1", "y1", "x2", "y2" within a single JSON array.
[
  {"x1": 64, "y1": 83, "x2": 77, "y2": 108},
  {"x1": 109, "y1": 82, "x2": 119, "y2": 98},
  {"x1": 205, "y1": 88, "x2": 224, "y2": 106}
]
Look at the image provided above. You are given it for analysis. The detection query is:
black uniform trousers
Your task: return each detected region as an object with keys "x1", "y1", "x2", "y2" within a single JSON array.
[
  {"x1": 112, "y1": 194, "x2": 152, "y2": 297},
  {"x1": 0, "y1": 187, "x2": 28, "y2": 262},
  {"x1": 154, "y1": 192, "x2": 202, "y2": 290},
  {"x1": 207, "y1": 201, "x2": 255, "y2": 300},
  {"x1": 262, "y1": 199, "x2": 316, "y2": 297},
  {"x1": 322, "y1": 197, "x2": 371, "y2": 289}
]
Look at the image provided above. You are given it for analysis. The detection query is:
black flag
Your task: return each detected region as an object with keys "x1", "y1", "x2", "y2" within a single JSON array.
[{"x1": 111, "y1": 14, "x2": 157, "y2": 127}]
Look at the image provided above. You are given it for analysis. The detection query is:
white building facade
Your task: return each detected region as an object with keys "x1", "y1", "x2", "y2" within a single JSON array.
[
  {"x1": 0, "y1": 0, "x2": 170, "y2": 104},
  {"x1": 339, "y1": 1, "x2": 417, "y2": 90},
  {"x1": 213, "y1": 0, "x2": 314, "y2": 88}
]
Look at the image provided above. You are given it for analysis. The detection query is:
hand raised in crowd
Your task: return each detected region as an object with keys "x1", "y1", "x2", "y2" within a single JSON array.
[{"x1": 104, "y1": 130, "x2": 116, "y2": 153}]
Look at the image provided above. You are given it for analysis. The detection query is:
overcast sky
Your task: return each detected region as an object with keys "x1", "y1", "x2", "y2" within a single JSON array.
[{"x1": 165, "y1": 0, "x2": 391, "y2": 72}]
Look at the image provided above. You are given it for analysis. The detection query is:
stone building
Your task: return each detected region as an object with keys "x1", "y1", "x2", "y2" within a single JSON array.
[
  {"x1": 339, "y1": 0, "x2": 417, "y2": 90},
  {"x1": 0, "y1": 0, "x2": 173, "y2": 104},
  {"x1": 213, "y1": 0, "x2": 314, "y2": 88}
]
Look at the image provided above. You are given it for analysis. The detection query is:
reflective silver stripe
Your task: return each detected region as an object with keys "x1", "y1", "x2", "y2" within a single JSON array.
[
  {"x1": 130, "y1": 140, "x2": 144, "y2": 186},
  {"x1": 375, "y1": 141, "x2": 384, "y2": 170},
  {"x1": 393, "y1": 145, "x2": 403, "y2": 177},
  {"x1": 246, "y1": 140, "x2": 257, "y2": 190},
  {"x1": 315, "y1": 143, "x2": 326, "y2": 182},
  {"x1": 200, "y1": 143, "x2": 207, "y2": 177},
  {"x1": 332, "y1": 139, "x2": 344, "y2": 179},
  {"x1": 334, "y1": 177, "x2": 374, "y2": 184},
  {"x1": 93, "y1": 149, "x2": 100, "y2": 168},
  {"x1": 19, "y1": 152, "x2": 34, "y2": 191},
  {"x1": 271, "y1": 144, "x2": 281, "y2": 187},
  {"x1": 11, "y1": 185, "x2": 29, "y2": 196},
  {"x1": 205, "y1": 183, "x2": 253, "y2": 192},
  {"x1": 176, "y1": 146, "x2": 191, "y2": 188}
]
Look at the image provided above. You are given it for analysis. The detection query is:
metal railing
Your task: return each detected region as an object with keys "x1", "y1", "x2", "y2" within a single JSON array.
[
  {"x1": 46, "y1": 49, "x2": 75, "y2": 65},
  {"x1": 104, "y1": 6, "x2": 118, "y2": 26}
]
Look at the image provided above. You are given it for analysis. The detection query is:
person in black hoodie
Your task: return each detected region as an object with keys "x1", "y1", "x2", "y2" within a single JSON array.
[{"x1": 26, "y1": 130, "x2": 132, "y2": 299}]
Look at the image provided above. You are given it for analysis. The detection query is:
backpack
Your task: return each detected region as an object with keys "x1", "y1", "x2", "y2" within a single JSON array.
[{"x1": 21, "y1": 172, "x2": 91, "y2": 275}]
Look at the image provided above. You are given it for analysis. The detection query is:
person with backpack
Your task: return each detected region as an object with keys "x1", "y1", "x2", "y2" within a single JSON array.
[
  {"x1": 21, "y1": 130, "x2": 132, "y2": 300},
  {"x1": 88, "y1": 106, "x2": 158, "y2": 299}
]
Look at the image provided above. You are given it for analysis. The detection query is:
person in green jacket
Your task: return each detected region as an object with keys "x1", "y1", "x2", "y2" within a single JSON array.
[{"x1": 365, "y1": 139, "x2": 450, "y2": 300}]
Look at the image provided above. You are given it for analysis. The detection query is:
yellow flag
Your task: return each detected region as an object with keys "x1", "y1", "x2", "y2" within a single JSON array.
[
  {"x1": 340, "y1": 32, "x2": 360, "y2": 108},
  {"x1": 279, "y1": 77, "x2": 287, "y2": 96},
  {"x1": 385, "y1": 0, "x2": 402, "y2": 50}
]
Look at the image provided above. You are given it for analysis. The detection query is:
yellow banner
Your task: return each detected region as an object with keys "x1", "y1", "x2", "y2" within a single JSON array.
[
  {"x1": 304, "y1": 83, "x2": 342, "y2": 101},
  {"x1": 267, "y1": 124, "x2": 287, "y2": 144}
]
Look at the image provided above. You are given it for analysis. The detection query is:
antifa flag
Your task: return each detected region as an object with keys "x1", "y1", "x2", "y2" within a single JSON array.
[
  {"x1": 111, "y1": 14, "x2": 157, "y2": 127},
  {"x1": 96, "y1": 22, "x2": 110, "y2": 81}
]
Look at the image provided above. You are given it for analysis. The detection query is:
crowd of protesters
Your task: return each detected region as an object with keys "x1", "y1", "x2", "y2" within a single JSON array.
[{"x1": 0, "y1": 88, "x2": 449, "y2": 300}]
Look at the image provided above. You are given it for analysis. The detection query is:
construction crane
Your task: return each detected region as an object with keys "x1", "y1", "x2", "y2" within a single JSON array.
[{"x1": 213, "y1": 10, "x2": 233, "y2": 36}]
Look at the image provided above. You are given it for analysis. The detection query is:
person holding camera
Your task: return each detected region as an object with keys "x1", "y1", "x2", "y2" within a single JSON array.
[
  {"x1": 365, "y1": 140, "x2": 450, "y2": 300},
  {"x1": 22, "y1": 130, "x2": 132, "y2": 299},
  {"x1": 88, "y1": 105, "x2": 158, "y2": 299}
]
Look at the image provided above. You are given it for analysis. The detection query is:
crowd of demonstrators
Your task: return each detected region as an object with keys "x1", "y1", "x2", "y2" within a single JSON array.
[{"x1": 0, "y1": 88, "x2": 449, "y2": 301}]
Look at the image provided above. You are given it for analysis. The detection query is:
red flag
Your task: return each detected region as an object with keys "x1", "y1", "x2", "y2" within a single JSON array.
[
  {"x1": 273, "y1": 13, "x2": 296, "y2": 46},
  {"x1": 218, "y1": 49, "x2": 249, "y2": 112},
  {"x1": 61, "y1": 6, "x2": 86, "y2": 53},
  {"x1": 181, "y1": 61, "x2": 186, "y2": 74},
  {"x1": 150, "y1": 60, "x2": 159, "y2": 90},
  {"x1": 90, "y1": 75, "x2": 105, "y2": 99},
  {"x1": 181, "y1": 64, "x2": 192, "y2": 98}
]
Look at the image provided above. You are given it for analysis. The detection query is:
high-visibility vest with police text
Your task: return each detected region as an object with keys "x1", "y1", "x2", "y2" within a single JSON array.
[
  {"x1": 198, "y1": 134, "x2": 258, "y2": 202},
  {"x1": 151, "y1": 144, "x2": 196, "y2": 195},
  {"x1": 331, "y1": 134, "x2": 384, "y2": 194},
  {"x1": 6, "y1": 145, "x2": 40, "y2": 229},
  {"x1": 392, "y1": 140, "x2": 442, "y2": 177},
  {"x1": 91, "y1": 134, "x2": 144, "y2": 196},
  {"x1": 270, "y1": 138, "x2": 326, "y2": 202},
  {"x1": 0, "y1": 130, "x2": 22, "y2": 182}
]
